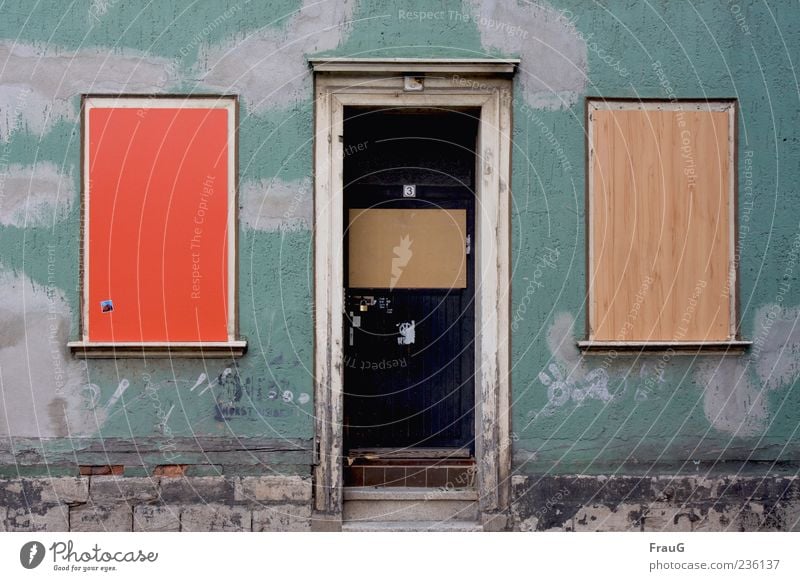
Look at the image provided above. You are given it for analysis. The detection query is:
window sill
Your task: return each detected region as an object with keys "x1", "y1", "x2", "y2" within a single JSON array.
[
  {"x1": 68, "y1": 340, "x2": 247, "y2": 359},
  {"x1": 577, "y1": 340, "x2": 752, "y2": 355}
]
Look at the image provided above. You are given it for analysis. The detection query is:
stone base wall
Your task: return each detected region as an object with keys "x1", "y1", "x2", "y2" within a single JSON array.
[
  {"x1": 511, "y1": 475, "x2": 800, "y2": 532},
  {"x1": 0, "y1": 476, "x2": 312, "y2": 532},
  {"x1": 5, "y1": 473, "x2": 799, "y2": 531}
]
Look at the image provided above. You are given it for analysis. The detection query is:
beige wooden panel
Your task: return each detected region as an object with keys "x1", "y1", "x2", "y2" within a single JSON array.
[
  {"x1": 590, "y1": 107, "x2": 731, "y2": 341},
  {"x1": 348, "y1": 208, "x2": 467, "y2": 289}
]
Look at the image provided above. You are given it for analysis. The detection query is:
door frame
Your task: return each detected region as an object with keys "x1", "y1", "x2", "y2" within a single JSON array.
[{"x1": 310, "y1": 58, "x2": 516, "y2": 526}]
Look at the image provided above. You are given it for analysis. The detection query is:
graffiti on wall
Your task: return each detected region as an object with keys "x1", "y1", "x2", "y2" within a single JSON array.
[{"x1": 532, "y1": 310, "x2": 800, "y2": 437}]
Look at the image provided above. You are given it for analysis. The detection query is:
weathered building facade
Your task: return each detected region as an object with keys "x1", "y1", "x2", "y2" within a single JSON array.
[{"x1": 0, "y1": 0, "x2": 799, "y2": 532}]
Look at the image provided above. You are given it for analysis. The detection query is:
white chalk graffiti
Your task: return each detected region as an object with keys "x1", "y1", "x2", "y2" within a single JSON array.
[
  {"x1": 189, "y1": 373, "x2": 208, "y2": 391},
  {"x1": 79, "y1": 379, "x2": 129, "y2": 413},
  {"x1": 537, "y1": 363, "x2": 620, "y2": 415},
  {"x1": 104, "y1": 379, "x2": 130, "y2": 411}
]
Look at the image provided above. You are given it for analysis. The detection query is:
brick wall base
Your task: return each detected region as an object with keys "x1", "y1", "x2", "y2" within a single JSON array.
[{"x1": 0, "y1": 476, "x2": 312, "y2": 532}]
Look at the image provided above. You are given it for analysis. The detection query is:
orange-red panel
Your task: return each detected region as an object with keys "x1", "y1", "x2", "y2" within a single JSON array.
[{"x1": 88, "y1": 107, "x2": 229, "y2": 342}]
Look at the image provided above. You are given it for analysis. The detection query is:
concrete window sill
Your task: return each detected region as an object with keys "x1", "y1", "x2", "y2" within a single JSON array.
[
  {"x1": 577, "y1": 340, "x2": 752, "y2": 355},
  {"x1": 67, "y1": 341, "x2": 247, "y2": 359}
]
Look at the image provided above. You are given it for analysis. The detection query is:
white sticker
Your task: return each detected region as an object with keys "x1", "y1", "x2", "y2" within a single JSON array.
[{"x1": 397, "y1": 320, "x2": 415, "y2": 345}]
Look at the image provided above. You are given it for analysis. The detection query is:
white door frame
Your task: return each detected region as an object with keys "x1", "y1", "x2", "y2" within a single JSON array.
[{"x1": 310, "y1": 58, "x2": 516, "y2": 526}]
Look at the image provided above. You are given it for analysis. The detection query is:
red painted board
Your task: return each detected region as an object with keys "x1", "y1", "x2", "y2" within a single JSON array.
[{"x1": 87, "y1": 107, "x2": 229, "y2": 342}]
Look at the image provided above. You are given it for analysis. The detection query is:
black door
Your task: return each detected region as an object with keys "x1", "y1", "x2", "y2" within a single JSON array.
[{"x1": 343, "y1": 185, "x2": 475, "y2": 451}]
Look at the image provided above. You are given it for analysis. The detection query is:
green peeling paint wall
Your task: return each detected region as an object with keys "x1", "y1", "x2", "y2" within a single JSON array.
[{"x1": 0, "y1": 0, "x2": 798, "y2": 478}]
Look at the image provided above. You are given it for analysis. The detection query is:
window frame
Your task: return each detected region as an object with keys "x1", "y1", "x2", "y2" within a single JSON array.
[
  {"x1": 68, "y1": 94, "x2": 245, "y2": 358},
  {"x1": 580, "y1": 97, "x2": 750, "y2": 354}
]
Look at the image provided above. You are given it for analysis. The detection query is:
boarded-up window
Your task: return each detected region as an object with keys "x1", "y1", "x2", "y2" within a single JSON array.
[
  {"x1": 76, "y1": 96, "x2": 241, "y2": 351},
  {"x1": 587, "y1": 99, "x2": 736, "y2": 343}
]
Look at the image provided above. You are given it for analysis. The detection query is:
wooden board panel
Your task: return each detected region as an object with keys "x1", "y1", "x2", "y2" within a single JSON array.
[
  {"x1": 347, "y1": 208, "x2": 467, "y2": 288},
  {"x1": 590, "y1": 106, "x2": 731, "y2": 341},
  {"x1": 87, "y1": 107, "x2": 229, "y2": 342}
]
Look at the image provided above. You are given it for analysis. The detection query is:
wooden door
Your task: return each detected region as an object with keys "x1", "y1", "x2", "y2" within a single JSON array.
[{"x1": 343, "y1": 185, "x2": 475, "y2": 450}]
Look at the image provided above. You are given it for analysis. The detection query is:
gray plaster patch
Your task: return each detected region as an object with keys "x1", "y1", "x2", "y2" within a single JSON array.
[
  {"x1": 752, "y1": 305, "x2": 800, "y2": 390},
  {"x1": 466, "y1": 0, "x2": 587, "y2": 109},
  {"x1": 0, "y1": 272, "x2": 99, "y2": 438},
  {"x1": 0, "y1": 163, "x2": 74, "y2": 227},
  {"x1": 546, "y1": 311, "x2": 587, "y2": 382},
  {"x1": 697, "y1": 356, "x2": 766, "y2": 437},
  {"x1": 697, "y1": 305, "x2": 800, "y2": 436},
  {"x1": 196, "y1": 0, "x2": 356, "y2": 111},
  {"x1": 0, "y1": 41, "x2": 178, "y2": 139},
  {"x1": 239, "y1": 177, "x2": 312, "y2": 231}
]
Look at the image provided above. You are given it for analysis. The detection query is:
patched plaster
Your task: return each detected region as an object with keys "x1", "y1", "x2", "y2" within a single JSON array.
[
  {"x1": 467, "y1": 0, "x2": 587, "y2": 109},
  {"x1": 698, "y1": 305, "x2": 800, "y2": 436},
  {"x1": 0, "y1": 162, "x2": 73, "y2": 227},
  {"x1": 0, "y1": 272, "x2": 99, "y2": 438},
  {"x1": 239, "y1": 177, "x2": 312, "y2": 231},
  {"x1": 0, "y1": 41, "x2": 178, "y2": 139},
  {"x1": 196, "y1": 0, "x2": 356, "y2": 111}
]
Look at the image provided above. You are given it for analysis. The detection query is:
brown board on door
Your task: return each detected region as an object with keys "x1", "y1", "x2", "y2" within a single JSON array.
[{"x1": 347, "y1": 208, "x2": 467, "y2": 289}]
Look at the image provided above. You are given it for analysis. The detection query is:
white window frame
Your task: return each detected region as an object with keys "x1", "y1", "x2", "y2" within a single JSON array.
[
  {"x1": 68, "y1": 95, "x2": 245, "y2": 358},
  {"x1": 580, "y1": 98, "x2": 751, "y2": 353}
]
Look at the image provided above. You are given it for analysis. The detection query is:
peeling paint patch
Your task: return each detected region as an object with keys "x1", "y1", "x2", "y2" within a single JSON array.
[
  {"x1": 240, "y1": 177, "x2": 312, "y2": 231},
  {"x1": 0, "y1": 272, "x2": 97, "y2": 437},
  {"x1": 0, "y1": 163, "x2": 74, "y2": 227},
  {"x1": 466, "y1": 0, "x2": 587, "y2": 109},
  {"x1": 0, "y1": 41, "x2": 178, "y2": 139},
  {"x1": 196, "y1": 0, "x2": 356, "y2": 111}
]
